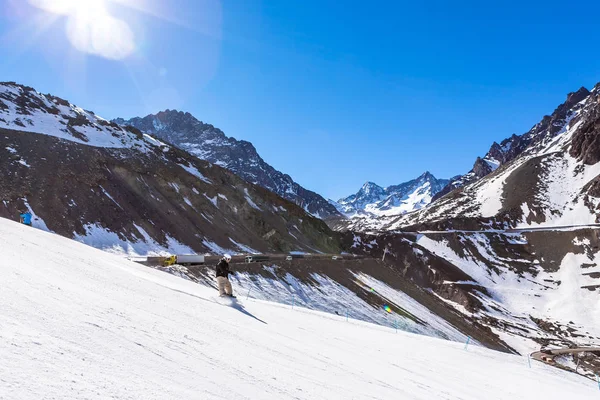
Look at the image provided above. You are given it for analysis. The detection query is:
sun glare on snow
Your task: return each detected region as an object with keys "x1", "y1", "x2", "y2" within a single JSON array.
[{"x1": 28, "y1": 0, "x2": 135, "y2": 60}]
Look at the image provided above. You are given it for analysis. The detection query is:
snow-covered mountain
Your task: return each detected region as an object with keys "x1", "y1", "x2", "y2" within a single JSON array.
[
  {"x1": 0, "y1": 82, "x2": 341, "y2": 255},
  {"x1": 2, "y1": 216, "x2": 596, "y2": 399},
  {"x1": 113, "y1": 111, "x2": 343, "y2": 220},
  {"x1": 333, "y1": 172, "x2": 449, "y2": 217}
]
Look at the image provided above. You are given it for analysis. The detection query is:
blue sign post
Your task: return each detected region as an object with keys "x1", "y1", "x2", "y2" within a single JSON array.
[{"x1": 464, "y1": 336, "x2": 471, "y2": 351}]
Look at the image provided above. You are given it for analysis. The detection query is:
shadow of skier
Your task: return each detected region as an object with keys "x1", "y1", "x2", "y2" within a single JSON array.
[
  {"x1": 155, "y1": 286, "x2": 267, "y2": 324},
  {"x1": 231, "y1": 302, "x2": 267, "y2": 324}
]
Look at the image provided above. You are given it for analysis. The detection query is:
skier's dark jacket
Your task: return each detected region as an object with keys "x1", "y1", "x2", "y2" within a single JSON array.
[{"x1": 216, "y1": 258, "x2": 230, "y2": 278}]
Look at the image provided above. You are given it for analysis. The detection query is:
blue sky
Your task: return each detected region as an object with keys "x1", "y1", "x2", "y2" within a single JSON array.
[{"x1": 2, "y1": 0, "x2": 600, "y2": 200}]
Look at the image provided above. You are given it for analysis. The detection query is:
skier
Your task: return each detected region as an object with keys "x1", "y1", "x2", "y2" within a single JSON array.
[
  {"x1": 19, "y1": 210, "x2": 32, "y2": 226},
  {"x1": 216, "y1": 254, "x2": 236, "y2": 298}
]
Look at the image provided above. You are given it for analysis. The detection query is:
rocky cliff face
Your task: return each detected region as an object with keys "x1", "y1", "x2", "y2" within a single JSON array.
[{"x1": 113, "y1": 111, "x2": 343, "y2": 220}]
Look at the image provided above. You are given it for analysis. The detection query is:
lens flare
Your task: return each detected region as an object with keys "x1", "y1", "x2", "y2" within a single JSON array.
[{"x1": 28, "y1": 0, "x2": 136, "y2": 60}]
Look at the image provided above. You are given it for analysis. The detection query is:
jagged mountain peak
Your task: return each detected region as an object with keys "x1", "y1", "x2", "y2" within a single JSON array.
[
  {"x1": 333, "y1": 173, "x2": 449, "y2": 217},
  {"x1": 114, "y1": 109, "x2": 224, "y2": 137},
  {"x1": 360, "y1": 181, "x2": 384, "y2": 193},
  {"x1": 569, "y1": 86, "x2": 590, "y2": 99},
  {"x1": 114, "y1": 111, "x2": 343, "y2": 220},
  {"x1": 414, "y1": 171, "x2": 439, "y2": 182},
  {"x1": 432, "y1": 85, "x2": 593, "y2": 202}
]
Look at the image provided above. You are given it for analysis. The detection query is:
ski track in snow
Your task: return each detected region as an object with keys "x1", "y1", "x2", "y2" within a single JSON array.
[{"x1": 0, "y1": 217, "x2": 596, "y2": 399}]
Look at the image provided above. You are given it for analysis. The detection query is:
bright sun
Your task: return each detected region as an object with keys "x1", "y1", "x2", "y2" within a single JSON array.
[{"x1": 28, "y1": 0, "x2": 135, "y2": 60}]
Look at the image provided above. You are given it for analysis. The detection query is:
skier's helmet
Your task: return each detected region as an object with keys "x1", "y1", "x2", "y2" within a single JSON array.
[{"x1": 224, "y1": 254, "x2": 232, "y2": 262}]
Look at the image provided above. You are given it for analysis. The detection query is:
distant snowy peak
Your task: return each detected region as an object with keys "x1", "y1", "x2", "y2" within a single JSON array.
[
  {"x1": 334, "y1": 172, "x2": 449, "y2": 217},
  {"x1": 338, "y1": 182, "x2": 386, "y2": 211},
  {"x1": 114, "y1": 110, "x2": 343, "y2": 220},
  {"x1": 0, "y1": 82, "x2": 162, "y2": 151}
]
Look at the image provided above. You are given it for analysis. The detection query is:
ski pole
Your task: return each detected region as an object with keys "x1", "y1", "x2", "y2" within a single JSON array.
[
  {"x1": 246, "y1": 286, "x2": 251, "y2": 300},
  {"x1": 292, "y1": 293, "x2": 295, "y2": 309},
  {"x1": 596, "y1": 374, "x2": 600, "y2": 391},
  {"x1": 346, "y1": 309, "x2": 348, "y2": 322},
  {"x1": 464, "y1": 336, "x2": 471, "y2": 351}
]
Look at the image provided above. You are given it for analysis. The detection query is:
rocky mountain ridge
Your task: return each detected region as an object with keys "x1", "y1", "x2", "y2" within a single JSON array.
[
  {"x1": 433, "y1": 87, "x2": 591, "y2": 201},
  {"x1": 113, "y1": 111, "x2": 343, "y2": 220}
]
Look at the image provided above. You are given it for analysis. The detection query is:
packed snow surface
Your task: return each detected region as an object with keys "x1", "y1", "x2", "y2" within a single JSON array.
[{"x1": 0, "y1": 217, "x2": 596, "y2": 399}]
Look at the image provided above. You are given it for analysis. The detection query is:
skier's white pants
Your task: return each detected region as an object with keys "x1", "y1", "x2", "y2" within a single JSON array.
[{"x1": 216, "y1": 276, "x2": 232, "y2": 296}]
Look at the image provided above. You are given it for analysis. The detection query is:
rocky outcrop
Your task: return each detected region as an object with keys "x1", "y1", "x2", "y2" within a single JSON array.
[
  {"x1": 570, "y1": 85, "x2": 600, "y2": 165},
  {"x1": 434, "y1": 87, "x2": 591, "y2": 201}
]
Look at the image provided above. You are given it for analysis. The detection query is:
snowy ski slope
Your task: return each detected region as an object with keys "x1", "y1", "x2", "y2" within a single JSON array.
[{"x1": 0, "y1": 217, "x2": 596, "y2": 399}]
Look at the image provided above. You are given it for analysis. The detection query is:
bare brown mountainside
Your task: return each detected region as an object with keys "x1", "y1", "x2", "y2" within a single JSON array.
[{"x1": 0, "y1": 127, "x2": 340, "y2": 254}]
